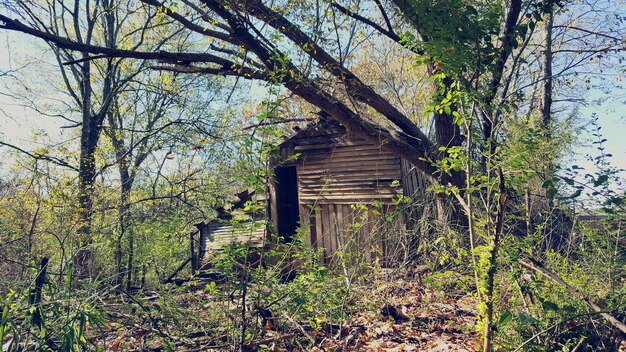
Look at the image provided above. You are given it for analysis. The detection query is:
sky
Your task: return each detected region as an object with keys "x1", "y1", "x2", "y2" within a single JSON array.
[
  {"x1": 571, "y1": 87, "x2": 626, "y2": 178},
  {"x1": 1, "y1": 31, "x2": 66, "y2": 145}
]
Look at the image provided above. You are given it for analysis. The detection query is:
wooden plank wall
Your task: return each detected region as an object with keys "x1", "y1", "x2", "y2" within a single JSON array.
[
  {"x1": 273, "y1": 120, "x2": 421, "y2": 266},
  {"x1": 300, "y1": 203, "x2": 408, "y2": 265},
  {"x1": 296, "y1": 136, "x2": 402, "y2": 204},
  {"x1": 293, "y1": 133, "x2": 407, "y2": 265},
  {"x1": 200, "y1": 221, "x2": 266, "y2": 261},
  {"x1": 400, "y1": 158, "x2": 431, "y2": 228}
]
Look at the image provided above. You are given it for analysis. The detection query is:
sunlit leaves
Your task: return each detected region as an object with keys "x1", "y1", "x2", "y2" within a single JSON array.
[{"x1": 401, "y1": 0, "x2": 503, "y2": 77}]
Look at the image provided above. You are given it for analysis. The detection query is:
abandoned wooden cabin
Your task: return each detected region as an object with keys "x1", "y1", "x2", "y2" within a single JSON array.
[
  {"x1": 268, "y1": 118, "x2": 428, "y2": 265},
  {"x1": 195, "y1": 118, "x2": 429, "y2": 268}
]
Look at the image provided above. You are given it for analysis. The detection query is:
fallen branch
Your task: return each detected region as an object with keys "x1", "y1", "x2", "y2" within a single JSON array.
[
  {"x1": 519, "y1": 257, "x2": 626, "y2": 335},
  {"x1": 164, "y1": 257, "x2": 191, "y2": 284},
  {"x1": 281, "y1": 314, "x2": 317, "y2": 346}
]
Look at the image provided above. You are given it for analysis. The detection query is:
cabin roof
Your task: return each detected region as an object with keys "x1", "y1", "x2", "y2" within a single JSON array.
[{"x1": 279, "y1": 117, "x2": 345, "y2": 147}]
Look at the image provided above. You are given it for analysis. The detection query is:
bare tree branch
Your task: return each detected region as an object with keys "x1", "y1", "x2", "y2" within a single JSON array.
[{"x1": 0, "y1": 141, "x2": 78, "y2": 171}]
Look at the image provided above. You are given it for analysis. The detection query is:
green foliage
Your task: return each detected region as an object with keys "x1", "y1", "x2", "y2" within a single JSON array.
[
  {"x1": 423, "y1": 270, "x2": 474, "y2": 296},
  {"x1": 271, "y1": 264, "x2": 353, "y2": 324},
  {"x1": 424, "y1": 73, "x2": 467, "y2": 120},
  {"x1": 201, "y1": 236, "x2": 359, "y2": 347},
  {"x1": 402, "y1": 0, "x2": 502, "y2": 77},
  {"x1": 0, "y1": 269, "x2": 106, "y2": 351},
  {"x1": 403, "y1": 0, "x2": 564, "y2": 83}
]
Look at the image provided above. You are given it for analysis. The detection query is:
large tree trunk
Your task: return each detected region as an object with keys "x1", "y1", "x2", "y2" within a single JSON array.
[
  {"x1": 540, "y1": 11, "x2": 554, "y2": 133},
  {"x1": 74, "y1": 0, "x2": 117, "y2": 277},
  {"x1": 75, "y1": 54, "x2": 98, "y2": 277},
  {"x1": 75, "y1": 116, "x2": 104, "y2": 277}
]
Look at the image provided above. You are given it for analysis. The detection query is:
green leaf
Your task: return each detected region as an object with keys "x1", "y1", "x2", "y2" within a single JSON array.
[
  {"x1": 1, "y1": 305, "x2": 7, "y2": 323},
  {"x1": 465, "y1": 5, "x2": 478, "y2": 16},
  {"x1": 608, "y1": 196, "x2": 623, "y2": 206},
  {"x1": 478, "y1": 56, "x2": 491, "y2": 66},
  {"x1": 560, "y1": 188, "x2": 582, "y2": 199},
  {"x1": 542, "y1": 300, "x2": 560, "y2": 311},
  {"x1": 66, "y1": 262, "x2": 74, "y2": 291},
  {"x1": 0, "y1": 304, "x2": 8, "y2": 340},
  {"x1": 561, "y1": 305, "x2": 577, "y2": 313},
  {"x1": 518, "y1": 312, "x2": 538, "y2": 324},
  {"x1": 164, "y1": 341, "x2": 174, "y2": 352},
  {"x1": 542, "y1": 179, "x2": 554, "y2": 188},
  {"x1": 498, "y1": 310, "x2": 513, "y2": 326},
  {"x1": 594, "y1": 175, "x2": 609, "y2": 187}
]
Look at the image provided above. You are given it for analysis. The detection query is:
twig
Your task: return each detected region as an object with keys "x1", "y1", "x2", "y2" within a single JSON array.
[
  {"x1": 571, "y1": 337, "x2": 586, "y2": 352},
  {"x1": 281, "y1": 314, "x2": 317, "y2": 346}
]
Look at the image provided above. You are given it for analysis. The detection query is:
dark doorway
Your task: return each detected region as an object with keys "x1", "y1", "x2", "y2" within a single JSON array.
[{"x1": 275, "y1": 166, "x2": 300, "y2": 241}]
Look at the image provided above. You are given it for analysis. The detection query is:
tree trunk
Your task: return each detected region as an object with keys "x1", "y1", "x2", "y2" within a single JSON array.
[
  {"x1": 540, "y1": 11, "x2": 554, "y2": 133},
  {"x1": 126, "y1": 222, "x2": 134, "y2": 290},
  {"x1": 540, "y1": 11, "x2": 555, "y2": 209},
  {"x1": 75, "y1": 1, "x2": 118, "y2": 277},
  {"x1": 107, "y1": 122, "x2": 136, "y2": 288},
  {"x1": 74, "y1": 54, "x2": 97, "y2": 277},
  {"x1": 29, "y1": 257, "x2": 48, "y2": 328},
  {"x1": 119, "y1": 176, "x2": 132, "y2": 288},
  {"x1": 483, "y1": 168, "x2": 507, "y2": 352}
]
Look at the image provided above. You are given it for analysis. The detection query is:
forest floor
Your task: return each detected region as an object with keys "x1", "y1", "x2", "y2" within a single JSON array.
[{"x1": 96, "y1": 276, "x2": 480, "y2": 351}]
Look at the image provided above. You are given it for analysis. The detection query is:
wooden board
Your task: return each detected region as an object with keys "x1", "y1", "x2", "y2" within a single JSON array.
[
  {"x1": 200, "y1": 220, "x2": 267, "y2": 261},
  {"x1": 299, "y1": 204, "x2": 311, "y2": 246},
  {"x1": 296, "y1": 140, "x2": 402, "y2": 204},
  {"x1": 299, "y1": 201, "x2": 410, "y2": 265}
]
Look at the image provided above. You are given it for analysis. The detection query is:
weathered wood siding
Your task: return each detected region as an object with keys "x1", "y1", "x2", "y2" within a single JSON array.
[
  {"x1": 296, "y1": 138, "x2": 402, "y2": 204},
  {"x1": 400, "y1": 158, "x2": 431, "y2": 230},
  {"x1": 299, "y1": 203, "x2": 406, "y2": 265},
  {"x1": 200, "y1": 220, "x2": 266, "y2": 261},
  {"x1": 286, "y1": 123, "x2": 406, "y2": 263}
]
